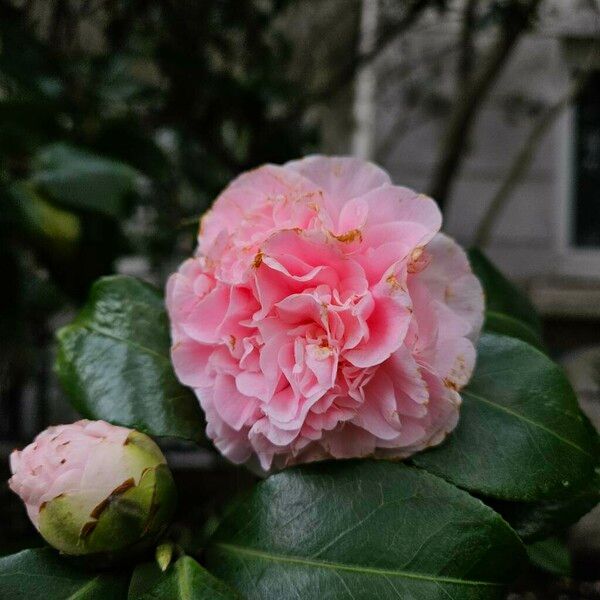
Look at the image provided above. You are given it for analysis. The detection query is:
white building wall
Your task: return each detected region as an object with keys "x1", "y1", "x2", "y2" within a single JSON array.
[{"x1": 372, "y1": 2, "x2": 599, "y2": 282}]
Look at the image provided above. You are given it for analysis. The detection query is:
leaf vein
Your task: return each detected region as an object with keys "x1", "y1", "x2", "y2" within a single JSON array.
[
  {"x1": 79, "y1": 324, "x2": 170, "y2": 364},
  {"x1": 463, "y1": 391, "x2": 592, "y2": 457},
  {"x1": 214, "y1": 543, "x2": 503, "y2": 587}
]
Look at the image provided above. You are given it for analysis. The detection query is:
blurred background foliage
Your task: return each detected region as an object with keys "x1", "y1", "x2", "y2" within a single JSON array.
[
  {"x1": 0, "y1": 0, "x2": 321, "y2": 442},
  {"x1": 0, "y1": 0, "x2": 330, "y2": 557}
]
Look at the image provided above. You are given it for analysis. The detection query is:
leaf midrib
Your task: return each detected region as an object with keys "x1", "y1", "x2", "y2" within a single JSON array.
[
  {"x1": 76, "y1": 323, "x2": 170, "y2": 365},
  {"x1": 177, "y1": 559, "x2": 193, "y2": 600},
  {"x1": 463, "y1": 390, "x2": 592, "y2": 457},
  {"x1": 213, "y1": 543, "x2": 503, "y2": 588},
  {"x1": 66, "y1": 576, "x2": 104, "y2": 599}
]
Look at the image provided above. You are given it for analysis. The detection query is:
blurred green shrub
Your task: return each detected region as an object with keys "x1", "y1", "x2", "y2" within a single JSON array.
[{"x1": 0, "y1": 0, "x2": 315, "y2": 440}]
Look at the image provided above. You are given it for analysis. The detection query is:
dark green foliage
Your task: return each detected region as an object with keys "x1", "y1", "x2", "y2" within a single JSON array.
[
  {"x1": 526, "y1": 536, "x2": 572, "y2": 577},
  {"x1": 56, "y1": 276, "x2": 205, "y2": 442},
  {"x1": 413, "y1": 333, "x2": 599, "y2": 501},
  {"x1": 0, "y1": 548, "x2": 130, "y2": 599},
  {"x1": 129, "y1": 556, "x2": 241, "y2": 599},
  {"x1": 0, "y1": 0, "x2": 314, "y2": 445},
  {"x1": 468, "y1": 248, "x2": 543, "y2": 342},
  {"x1": 490, "y1": 472, "x2": 600, "y2": 543},
  {"x1": 206, "y1": 461, "x2": 526, "y2": 600}
]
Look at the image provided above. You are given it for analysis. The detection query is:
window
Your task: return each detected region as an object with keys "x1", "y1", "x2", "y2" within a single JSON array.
[
  {"x1": 573, "y1": 71, "x2": 600, "y2": 248},
  {"x1": 557, "y1": 66, "x2": 600, "y2": 278}
]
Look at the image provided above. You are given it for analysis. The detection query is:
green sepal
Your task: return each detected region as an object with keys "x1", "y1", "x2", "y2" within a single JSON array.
[
  {"x1": 84, "y1": 466, "x2": 160, "y2": 552},
  {"x1": 37, "y1": 492, "x2": 94, "y2": 555},
  {"x1": 155, "y1": 542, "x2": 175, "y2": 572},
  {"x1": 125, "y1": 430, "x2": 166, "y2": 465},
  {"x1": 38, "y1": 463, "x2": 176, "y2": 561}
]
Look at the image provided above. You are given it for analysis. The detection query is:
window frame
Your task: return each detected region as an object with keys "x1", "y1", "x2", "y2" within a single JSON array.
[{"x1": 556, "y1": 79, "x2": 600, "y2": 278}]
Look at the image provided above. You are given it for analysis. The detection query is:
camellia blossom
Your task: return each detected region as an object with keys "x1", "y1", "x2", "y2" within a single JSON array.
[
  {"x1": 9, "y1": 420, "x2": 176, "y2": 557},
  {"x1": 167, "y1": 156, "x2": 484, "y2": 470}
]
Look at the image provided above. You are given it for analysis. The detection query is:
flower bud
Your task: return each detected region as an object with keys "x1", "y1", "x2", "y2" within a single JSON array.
[{"x1": 8, "y1": 420, "x2": 176, "y2": 559}]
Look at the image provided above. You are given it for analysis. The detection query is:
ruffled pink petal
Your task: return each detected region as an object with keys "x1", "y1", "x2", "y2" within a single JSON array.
[
  {"x1": 345, "y1": 289, "x2": 412, "y2": 368},
  {"x1": 171, "y1": 340, "x2": 213, "y2": 388},
  {"x1": 418, "y1": 233, "x2": 484, "y2": 342},
  {"x1": 323, "y1": 424, "x2": 377, "y2": 459},
  {"x1": 165, "y1": 156, "x2": 483, "y2": 471},
  {"x1": 212, "y1": 373, "x2": 260, "y2": 431},
  {"x1": 336, "y1": 197, "x2": 369, "y2": 235},
  {"x1": 182, "y1": 283, "x2": 230, "y2": 343},
  {"x1": 353, "y1": 369, "x2": 402, "y2": 440},
  {"x1": 385, "y1": 346, "x2": 430, "y2": 418},
  {"x1": 284, "y1": 155, "x2": 390, "y2": 206},
  {"x1": 432, "y1": 337, "x2": 477, "y2": 391}
]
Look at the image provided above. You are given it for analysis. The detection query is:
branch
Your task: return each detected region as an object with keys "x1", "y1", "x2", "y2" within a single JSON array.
[
  {"x1": 298, "y1": 0, "x2": 432, "y2": 107},
  {"x1": 427, "y1": 0, "x2": 543, "y2": 207},
  {"x1": 457, "y1": 0, "x2": 478, "y2": 86},
  {"x1": 474, "y1": 58, "x2": 597, "y2": 247}
]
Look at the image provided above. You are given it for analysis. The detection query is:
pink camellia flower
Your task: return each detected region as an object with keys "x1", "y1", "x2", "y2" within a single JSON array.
[
  {"x1": 167, "y1": 156, "x2": 484, "y2": 470},
  {"x1": 9, "y1": 420, "x2": 176, "y2": 557}
]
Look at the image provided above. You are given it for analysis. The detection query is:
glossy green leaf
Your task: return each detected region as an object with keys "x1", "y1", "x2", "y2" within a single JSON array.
[
  {"x1": 526, "y1": 536, "x2": 571, "y2": 577},
  {"x1": 56, "y1": 275, "x2": 205, "y2": 442},
  {"x1": 31, "y1": 143, "x2": 137, "y2": 217},
  {"x1": 129, "y1": 556, "x2": 240, "y2": 599},
  {"x1": 206, "y1": 460, "x2": 526, "y2": 600},
  {"x1": 413, "y1": 333, "x2": 599, "y2": 501},
  {"x1": 0, "y1": 548, "x2": 129, "y2": 599},
  {"x1": 469, "y1": 248, "x2": 542, "y2": 336},
  {"x1": 484, "y1": 310, "x2": 543, "y2": 350},
  {"x1": 490, "y1": 471, "x2": 600, "y2": 542}
]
